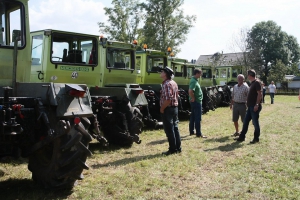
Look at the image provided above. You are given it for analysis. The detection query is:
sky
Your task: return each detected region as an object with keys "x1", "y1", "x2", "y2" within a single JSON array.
[{"x1": 28, "y1": 0, "x2": 300, "y2": 62}]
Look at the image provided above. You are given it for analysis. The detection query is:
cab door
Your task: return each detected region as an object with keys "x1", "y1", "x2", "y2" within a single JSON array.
[
  {"x1": 135, "y1": 55, "x2": 143, "y2": 84},
  {"x1": 30, "y1": 32, "x2": 45, "y2": 82}
]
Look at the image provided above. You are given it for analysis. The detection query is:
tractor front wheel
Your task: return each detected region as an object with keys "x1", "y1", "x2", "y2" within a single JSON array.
[{"x1": 28, "y1": 120, "x2": 92, "y2": 189}]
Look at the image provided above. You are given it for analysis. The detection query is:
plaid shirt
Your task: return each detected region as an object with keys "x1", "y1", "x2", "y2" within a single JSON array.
[
  {"x1": 232, "y1": 83, "x2": 249, "y2": 103},
  {"x1": 160, "y1": 79, "x2": 179, "y2": 107}
]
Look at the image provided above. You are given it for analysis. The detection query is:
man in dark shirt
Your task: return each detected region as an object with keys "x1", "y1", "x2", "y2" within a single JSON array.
[
  {"x1": 235, "y1": 69, "x2": 262, "y2": 144},
  {"x1": 160, "y1": 67, "x2": 181, "y2": 155}
]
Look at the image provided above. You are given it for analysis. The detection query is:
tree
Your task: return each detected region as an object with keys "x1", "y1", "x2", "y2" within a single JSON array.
[
  {"x1": 140, "y1": 0, "x2": 196, "y2": 54},
  {"x1": 267, "y1": 59, "x2": 289, "y2": 84},
  {"x1": 246, "y1": 20, "x2": 300, "y2": 83},
  {"x1": 228, "y1": 27, "x2": 253, "y2": 74},
  {"x1": 98, "y1": 0, "x2": 143, "y2": 43}
]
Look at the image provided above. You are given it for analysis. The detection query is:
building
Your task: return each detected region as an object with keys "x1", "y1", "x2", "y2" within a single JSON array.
[{"x1": 196, "y1": 52, "x2": 246, "y2": 67}]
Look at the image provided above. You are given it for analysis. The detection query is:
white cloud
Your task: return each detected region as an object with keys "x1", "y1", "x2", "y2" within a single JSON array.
[
  {"x1": 29, "y1": 0, "x2": 107, "y2": 35},
  {"x1": 178, "y1": 0, "x2": 300, "y2": 60}
]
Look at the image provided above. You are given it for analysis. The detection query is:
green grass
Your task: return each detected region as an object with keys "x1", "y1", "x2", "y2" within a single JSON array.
[{"x1": 1, "y1": 95, "x2": 300, "y2": 199}]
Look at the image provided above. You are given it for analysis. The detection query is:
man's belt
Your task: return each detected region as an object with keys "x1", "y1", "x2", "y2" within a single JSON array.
[{"x1": 235, "y1": 102, "x2": 246, "y2": 104}]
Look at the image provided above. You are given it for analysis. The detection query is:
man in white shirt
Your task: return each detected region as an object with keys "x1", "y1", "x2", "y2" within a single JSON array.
[
  {"x1": 268, "y1": 81, "x2": 276, "y2": 104},
  {"x1": 230, "y1": 74, "x2": 249, "y2": 136}
]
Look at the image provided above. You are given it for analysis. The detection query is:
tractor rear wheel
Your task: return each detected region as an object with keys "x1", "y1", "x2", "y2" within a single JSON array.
[{"x1": 28, "y1": 120, "x2": 92, "y2": 189}]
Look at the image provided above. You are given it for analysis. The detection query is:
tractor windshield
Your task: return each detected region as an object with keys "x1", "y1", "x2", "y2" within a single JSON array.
[
  {"x1": 50, "y1": 32, "x2": 97, "y2": 66},
  {"x1": 0, "y1": 1, "x2": 25, "y2": 48},
  {"x1": 106, "y1": 48, "x2": 134, "y2": 70}
]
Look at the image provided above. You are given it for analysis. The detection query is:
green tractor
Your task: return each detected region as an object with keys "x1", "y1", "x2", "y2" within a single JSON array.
[
  {"x1": 168, "y1": 57, "x2": 218, "y2": 115},
  {"x1": 135, "y1": 47, "x2": 212, "y2": 126},
  {"x1": 135, "y1": 48, "x2": 168, "y2": 127},
  {"x1": 213, "y1": 65, "x2": 244, "y2": 107},
  {"x1": 30, "y1": 29, "x2": 147, "y2": 145},
  {"x1": 0, "y1": 0, "x2": 97, "y2": 189}
]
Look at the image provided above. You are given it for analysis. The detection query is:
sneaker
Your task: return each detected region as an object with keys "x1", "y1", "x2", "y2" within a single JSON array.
[
  {"x1": 234, "y1": 137, "x2": 245, "y2": 142},
  {"x1": 232, "y1": 132, "x2": 240, "y2": 137},
  {"x1": 190, "y1": 132, "x2": 195, "y2": 136},
  {"x1": 250, "y1": 139, "x2": 259, "y2": 144}
]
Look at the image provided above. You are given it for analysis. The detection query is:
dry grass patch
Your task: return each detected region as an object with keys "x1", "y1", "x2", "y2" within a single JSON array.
[{"x1": 1, "y1": 95, "x2": 300, "y2": 199}]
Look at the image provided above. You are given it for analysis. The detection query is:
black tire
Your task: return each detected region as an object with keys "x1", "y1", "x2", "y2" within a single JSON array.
[{"x1": 28, "y1": 120, "x2": 92, "y2": 189}]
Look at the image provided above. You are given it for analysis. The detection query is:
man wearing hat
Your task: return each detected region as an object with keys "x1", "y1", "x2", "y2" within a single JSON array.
[{"x1": 160, "y1": 67, "x2": 182, "y2": 155}]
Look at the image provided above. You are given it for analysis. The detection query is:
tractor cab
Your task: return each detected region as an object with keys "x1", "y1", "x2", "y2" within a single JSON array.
[
  {"x1": 99, "y1": 39, "x2": 137, "y2": 87},
  {"x1": 135, "y1": 49, "x2": 168, "y2": 85},
  {"x1": 30, "y1": 30, "x2": 99, "y2": 85},
  {"x1": 0, "y1": 0, "x2": 31, "y2": 91}
]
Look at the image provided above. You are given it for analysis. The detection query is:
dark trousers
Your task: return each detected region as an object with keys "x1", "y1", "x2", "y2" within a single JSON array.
[
  {"x1": 239, "y1": 105, "x2": 262, "y2": 140},
  {"x1": 189, "y1": 101, "x2": 202, "y2": 136},
  {"x1": 162, "y1": 107, "x2": 181, "y2": 152},
  {"x1": 270, "y1": 93, "x2": 275, "y2": 104}
]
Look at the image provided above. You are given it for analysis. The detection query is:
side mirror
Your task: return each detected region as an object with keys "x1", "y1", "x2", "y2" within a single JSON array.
[{"x1": 12, "y1": 30, "x2": 21, "y2": 42}]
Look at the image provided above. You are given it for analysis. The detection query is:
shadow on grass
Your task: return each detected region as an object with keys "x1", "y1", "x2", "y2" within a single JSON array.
[
  {"x1": 89, "y1": 142, "x2": 132, "y2": 154},
  {"x1": 0, "y1": 178, "x2": 73, "y2": 199},
  {"x1": 142, "y1": 126, "x2": 164, "y2": 131},
  {"x1": 203, "y1": 136, "x2": 231, "y2": 143},
  {"x1": 91, "y1": 153, "x2": 161, "y2": 169},
  {"x1": 203, "y1": 141, "x2": 244, "y2": 152},
  {"x1": 146, "y1": 138, "x2": 167, "y2": 146},
  {"x1": 145, "y1": 133, "x2": 195, "y2": 146},
  {"x1": 0, "y1": 156, "x2": 28, "y2": 165}
]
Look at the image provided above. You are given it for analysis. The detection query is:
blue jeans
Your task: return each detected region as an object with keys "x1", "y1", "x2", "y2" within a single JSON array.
[
  {"x1": 162, "y1": 107, "x2": 181, "y2": 152},
  {"x1": 270, "y1": 93, "x2": 275, "y2": 104},
  {"x1": 239, "y1": 105, "x2": 262, "y2": 140},
  {"x1": 189, "y1": 101, "x2": 202, "y2": 136}
]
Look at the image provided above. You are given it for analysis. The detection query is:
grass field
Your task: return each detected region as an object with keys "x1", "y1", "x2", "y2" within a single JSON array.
[{"x1": 1, "y1": 95, "x2": 300, "y2": 199}]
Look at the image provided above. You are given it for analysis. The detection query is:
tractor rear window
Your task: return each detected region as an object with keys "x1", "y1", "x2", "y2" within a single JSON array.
[
  {"x1": 147, "y1": 57, "x2": 165, "y2": 73},
  {"x1": 202, "y1": 69, "x2": 212, "y2": 78},
  {"x1": 107, "y1": 48, "x2": 134, "y2": 70},
  {"x1": 0, "y1": 1, "x2": 25, "y2": 48},
  {"x1": 51, "y1": 33, "x2": 97, "y2": 66}
]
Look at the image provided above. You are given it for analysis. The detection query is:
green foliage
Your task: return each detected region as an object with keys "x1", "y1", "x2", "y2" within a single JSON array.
[
  {"x1": 246, "y1": 20, "x2": 300, "y2": 83},
  {"x1": 98, "y1": 0, "x2": 143, "y2": 43},
  {"x1": 267, "y1": 59, "x2": 288, "y2": 84},
  {"x1": 140, "y1": 0, "x2": 196, "y2": 54}
]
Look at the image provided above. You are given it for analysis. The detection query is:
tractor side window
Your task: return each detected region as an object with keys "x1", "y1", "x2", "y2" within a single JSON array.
[
  {"x1": 136, "y1": 56, "x2": 141, "y2": 71},
  {"x1": 202, "y1": 69, "x2": 212, "y2": 78},
  {"x1": 186, "y1": 67, "x2": 193, "y2": 78},
  {"x1": 31, "y1": 34, "x2": 43, "y2": 65},
  {"x1": 0, "y1": 1, "x2": 25, "y2": 48},
  {"x1": 215, "y1": 69, "x2": 219, "y2": 78},
  {"x1": 147, "y1": 57, "x2": 164, "y2": 73},
  {"x1": 232, "y1": 68, "x2": 238, "y2": 78},
  {"x1": 51, "y1": 33, "x2": 97, "y2": 66},
  {"x1": 220, "y1": 69, "x2": 227, "y2": 78},
  {"x1": 107, "y1": 48, "x2": 133, "y2": 70}
]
